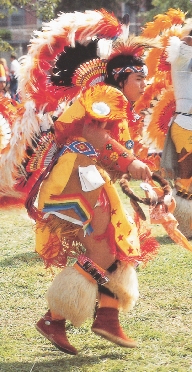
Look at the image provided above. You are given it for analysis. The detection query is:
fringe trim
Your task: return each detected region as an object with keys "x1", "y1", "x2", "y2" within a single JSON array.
[{"x1": 38, "y1": 217, "x2": 83, "y2": 268}]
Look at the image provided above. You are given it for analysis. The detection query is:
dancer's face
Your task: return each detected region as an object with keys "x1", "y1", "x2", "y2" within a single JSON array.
[{"x1": 121, "y1": 72, "x2": 146, "y2": 102}]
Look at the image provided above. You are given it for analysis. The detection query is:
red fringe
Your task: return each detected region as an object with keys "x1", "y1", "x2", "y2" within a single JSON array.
[
  {"x1": 0, "y1": 196, "x2": 25, "y2": 209},
  {"x1": 40, "y1": 233, "x2": 67, "y2": 269},
  {"x1": 38, "y1": 227, "x2": 82, "y2": 269},
  {"x1": 0, "y1": 168, "x2": 42, "y2": 209},
  {"x1": 133, "y1": 213, "x2": 160, "y2": 265}
]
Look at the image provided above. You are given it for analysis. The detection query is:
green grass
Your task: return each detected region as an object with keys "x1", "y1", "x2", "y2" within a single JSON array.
[{"x1": 0, "y1": 183, "x2": 192, "y2": 372}]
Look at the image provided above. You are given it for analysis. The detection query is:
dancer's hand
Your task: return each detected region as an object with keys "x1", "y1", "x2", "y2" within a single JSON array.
[
  {"x1": 181, "y1": 35, "x2": 192, "y2": 46},
  {"x1": 127, "y1": 159, "x2": 152, "y2": 180}
]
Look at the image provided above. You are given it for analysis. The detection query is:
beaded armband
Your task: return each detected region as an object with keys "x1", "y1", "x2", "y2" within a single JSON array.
[{"x1": 98, "y1": 138, "x2": 136, "y2": 173}]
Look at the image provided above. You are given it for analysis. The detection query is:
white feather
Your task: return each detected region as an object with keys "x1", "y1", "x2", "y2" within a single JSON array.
[
  {"x1": 0, "y1": 100, "x2": 40, "y2": 195},
  {"x1": 97, "y1": 38, "x2": 113, "y2": 59},
  {"x1": 121, "y1": 24, "x2": 130, "y2": 44},
  {"x1": 166, "y1": 36, "x2": 181, "y2": 63},
  {"x1": 164, "y1": 193, "x2": 172, "y2": 206}
]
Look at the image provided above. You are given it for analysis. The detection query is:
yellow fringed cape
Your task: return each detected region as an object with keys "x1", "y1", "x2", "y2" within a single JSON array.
[
  {"x1": 35, "y1": 85, "x2": 140, "y2": 266},
  {"x1": 36, "y1": 151, "x2": 140, "y2": 262}
]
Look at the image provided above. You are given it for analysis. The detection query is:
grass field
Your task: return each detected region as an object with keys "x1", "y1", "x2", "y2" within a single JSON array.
[{"x1": 0, "y1": 183, "x2": 192, "y2": 372}]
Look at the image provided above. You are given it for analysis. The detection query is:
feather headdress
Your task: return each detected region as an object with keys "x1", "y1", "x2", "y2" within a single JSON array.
[
  {"x1": 0, "y1": 7, "x2": 160, "y2": 202},
  {"x1": 19, "y1": 9, "x2": 122, "y2": 109},
  {"x1": 0, "y1": 9, "x2": 127, "y2": 201},
  {"x1": 135, "y1": 8, "x2": 190, "y2": 151}
]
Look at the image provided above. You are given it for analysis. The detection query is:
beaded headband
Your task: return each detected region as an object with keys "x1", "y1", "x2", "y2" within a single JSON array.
[{"x1": 112, "y1": 65, "x2": 148, "y2": 80}]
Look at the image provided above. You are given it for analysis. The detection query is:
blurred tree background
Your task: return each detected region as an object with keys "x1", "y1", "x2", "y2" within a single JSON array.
[
  {"x1": 0, "y1": 0, "x2": 191, "y2": 52},
  {"x1": 1, "y1": 0, "x2": 191, "y2": 22},
  {"x1": 145, "y1": 0, "x2": 192, "y2": 21}
]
